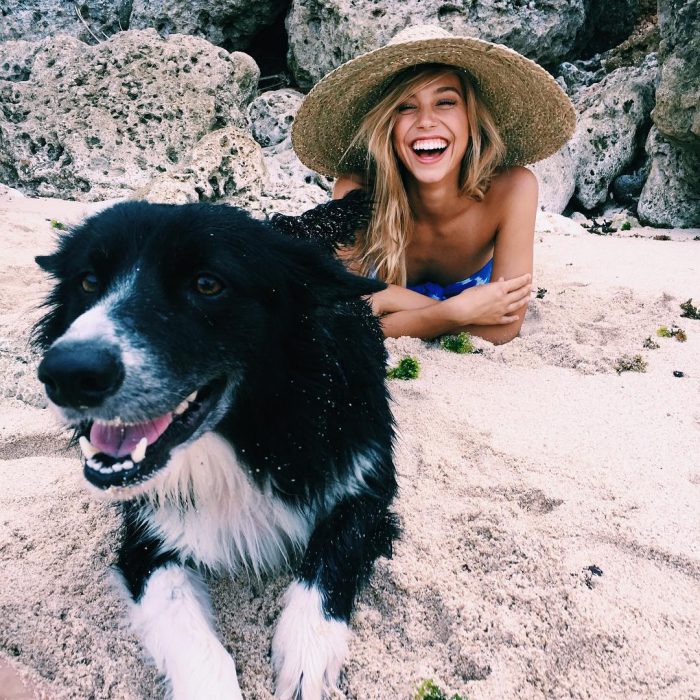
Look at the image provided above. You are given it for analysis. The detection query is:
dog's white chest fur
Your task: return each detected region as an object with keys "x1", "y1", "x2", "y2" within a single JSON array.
[{"x1": 143, "y1": 432, "x2": 312, "y2": 574}]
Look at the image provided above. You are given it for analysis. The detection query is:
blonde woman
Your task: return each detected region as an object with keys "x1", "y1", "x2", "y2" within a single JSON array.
[{"x1": 292, "y1": 25, "x2": 576, "y2": 344}]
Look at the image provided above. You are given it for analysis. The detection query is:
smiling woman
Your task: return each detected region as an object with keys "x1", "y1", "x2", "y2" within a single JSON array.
[{"x1": 292, "y1": 25, "x2": 576, "y2": 344}]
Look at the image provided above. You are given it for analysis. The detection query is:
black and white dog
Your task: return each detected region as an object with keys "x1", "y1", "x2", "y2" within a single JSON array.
[{"x1": 34, "y1": 196, "x2": 398, "y2": 699}]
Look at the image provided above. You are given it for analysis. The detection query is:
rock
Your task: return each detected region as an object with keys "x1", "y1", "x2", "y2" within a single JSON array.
[
  {"x1": 246, "y1": 88, "x2": 333, "y2": 216},
  {"x1": 248, "y1": 89, "x2": 304, "y2": 148},
  {"x1": 528, "y1": 145, "x2": 577, "y2": 214},
  {"x1": 286, "y1": 0, "x2": 586, "y2": 89},
  {"x1": 0, "y1": 184, "x2": 26, "y2": 201},
  {"x1": 129, "y1": 0, "x2": 285, "y2": 52},
  {"x1": 138, "y1": 127, "x2": 267, "y2": 212},
  {"x1": 637, "y1": 128, "x2": 700, "y2": 227},
  {"x1": 557, "y1": 59, "x2": 606, "y2": 95},
  {"x1": 0, "y1": 40, "x2": 44, "y2": 82},
  {"x1": 0, "y1": 30, "x2": 259, "y2": 201},
  {"x1": 611, "y1": 169, "x2": 647, "y2": 206},
  {"x1": 0, "y1": 0, "x2": 128, "y2": 43},
  {"x1": 569, "y1": 54, "x2": 658, "y2": 210},
  {"x1": 259, "y1": 137, "x2": 333, "y2": 216},
  {"x1": 653, "y1": 0, "x2": 699, "y2": 144}
]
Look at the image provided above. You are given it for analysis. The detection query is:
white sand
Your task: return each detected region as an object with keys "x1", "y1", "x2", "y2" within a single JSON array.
[{"x1": 1, "y1": 196, "x2": 699, "y2": 700}]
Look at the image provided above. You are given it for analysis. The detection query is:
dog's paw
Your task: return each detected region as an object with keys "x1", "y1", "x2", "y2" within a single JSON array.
[{"x1": 272, "y1": 581, "x2": 349, "y2": 700}]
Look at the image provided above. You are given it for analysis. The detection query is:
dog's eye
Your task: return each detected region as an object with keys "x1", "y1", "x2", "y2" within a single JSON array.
[
  {"x1": 195, "y1": 274, "x2": 225, "y2": 297},
  {"x1": 81, "y1": 273, "x2": 99, "y2": 293}
]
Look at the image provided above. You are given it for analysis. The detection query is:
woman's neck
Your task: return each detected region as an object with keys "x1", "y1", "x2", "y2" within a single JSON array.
[{"x1": 406, "y1": 178, "x2": 467, "y2": 223}]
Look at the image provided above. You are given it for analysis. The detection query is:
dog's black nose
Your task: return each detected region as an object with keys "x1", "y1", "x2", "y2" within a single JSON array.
[{"x1": 38, "y1": 343, "x2": 125, "y2": 408}]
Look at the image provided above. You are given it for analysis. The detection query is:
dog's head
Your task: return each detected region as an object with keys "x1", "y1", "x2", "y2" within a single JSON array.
[{"x1": 34, "y1": 201, "x2": 383, "y2": 498}]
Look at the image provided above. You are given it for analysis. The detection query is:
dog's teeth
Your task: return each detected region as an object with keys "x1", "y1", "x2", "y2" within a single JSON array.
[
  {"x1": 79, "y1": 436, "x2": 99, "y2": 459},
  {"x1": 186, "y1": 390, "x2": 198, "y2": 402},
  {"x1": 112, "y1": 461, "x2": 123, "y2": 473},
  {"x1": 86, "y1": 457, "x2": 101, "y2": 471},
  {"x1": 130, "y1": 437, "x2": 148, "y2": 464},
  {"x1": 99, "y1": 466, "x2": 113, "y2": 474},
  {"x1": 174, "y1": 399, "x2": 189, "y2": 416},
  {"x1": 121, "y1": 460, "x2": 134, "y2": 472}
]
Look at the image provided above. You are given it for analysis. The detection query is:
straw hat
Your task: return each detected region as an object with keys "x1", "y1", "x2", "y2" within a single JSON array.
[{"x1": 292, "y1": 24, "x2": 576, "y2": 177}]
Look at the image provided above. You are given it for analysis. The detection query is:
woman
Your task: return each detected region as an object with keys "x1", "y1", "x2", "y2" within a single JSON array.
[{"x1": 292, "y1": 25, "x2": 575, "y2": 344}]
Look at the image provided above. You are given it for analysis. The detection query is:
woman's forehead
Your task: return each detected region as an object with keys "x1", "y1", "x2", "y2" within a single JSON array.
[{"x1": 399, "y1": 70, "x2": 463, "y2": 98}]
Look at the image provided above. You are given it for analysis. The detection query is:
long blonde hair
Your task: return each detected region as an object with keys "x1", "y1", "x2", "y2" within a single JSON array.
[{"x1": 347, "y1": 65, "x2": 506, "y2": 286}]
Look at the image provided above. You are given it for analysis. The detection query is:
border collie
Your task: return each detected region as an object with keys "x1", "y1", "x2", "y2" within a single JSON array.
[{"x1": 34, "y1": 197, "x2": 398, "y2": 700}]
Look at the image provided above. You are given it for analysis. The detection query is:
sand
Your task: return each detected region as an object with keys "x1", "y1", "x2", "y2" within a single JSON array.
[{"x1": 0, "y1": 193, "x2": 699, "y2": 700}]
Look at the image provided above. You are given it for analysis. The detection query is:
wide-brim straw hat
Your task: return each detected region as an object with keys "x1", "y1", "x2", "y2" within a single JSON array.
[{"x1": 292, "y1": 24, "x2": 576, "y2": 178}]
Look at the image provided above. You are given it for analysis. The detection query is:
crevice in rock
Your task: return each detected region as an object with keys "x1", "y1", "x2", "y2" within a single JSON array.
[{"x1": 242, "y1": 0, "x2": 293, "y2": 88}]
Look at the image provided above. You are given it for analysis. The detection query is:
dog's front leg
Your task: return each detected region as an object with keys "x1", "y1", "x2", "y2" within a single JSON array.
[
  {"x1": 272, "y1": 495, "x2": 397, "y2": 700},
  {"x1": 116, "y1": 509, "x2": 243, "y2": 700}
]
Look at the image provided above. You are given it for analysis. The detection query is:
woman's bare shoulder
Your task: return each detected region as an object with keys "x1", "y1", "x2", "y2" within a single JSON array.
[
  {"x1": 488, "y1": 166, "x2": 538, "y2": 200},
  {"x1": 332, "y1": 174, "x2": 367, "y2": 200}
]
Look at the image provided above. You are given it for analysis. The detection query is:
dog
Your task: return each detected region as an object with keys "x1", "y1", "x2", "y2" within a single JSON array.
[{"x1": 34, "y1": 197, "x2": 398, "y2": 700}]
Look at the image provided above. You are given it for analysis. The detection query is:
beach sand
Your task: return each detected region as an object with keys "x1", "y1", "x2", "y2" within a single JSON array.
[{"x1": 1, "y1": 193, "x2": 698, "y2": 700}]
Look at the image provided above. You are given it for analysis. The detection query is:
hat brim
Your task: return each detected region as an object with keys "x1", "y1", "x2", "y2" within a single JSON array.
[{"x1": 292, "y1": 36, "x2": 576, "y2": 178}]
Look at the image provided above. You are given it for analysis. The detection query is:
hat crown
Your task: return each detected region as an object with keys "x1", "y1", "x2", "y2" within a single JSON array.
[{"x1": 387, "y1": 24, "x2": 453, "y2": 46}]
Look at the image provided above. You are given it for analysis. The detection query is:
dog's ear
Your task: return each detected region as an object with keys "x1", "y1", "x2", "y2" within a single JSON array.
[
  {"x1": 35, "y1": 254, "x2": 59, "y2": 274},
  {"x1": 280, "y1": 239, "x2": 386, "y2": 305}
]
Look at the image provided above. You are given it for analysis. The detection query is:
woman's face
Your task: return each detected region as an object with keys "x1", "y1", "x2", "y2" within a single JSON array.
[{"x1": 391, "y1": 72, "x2": 469, "y2": 187}]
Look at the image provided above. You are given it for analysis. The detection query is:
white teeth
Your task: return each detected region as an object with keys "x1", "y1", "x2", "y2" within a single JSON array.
[
  {"x1": 79, "y1": 436, "x2": 99, "y2": 459},
  {"x1": 86, "y1": 457, "x2": 101, "y2": 471},
  {"x1": 99, "y1": 466, "x2": 113, "y2": 474},
  {"x1": 186, "y1": 390, "x2": 198, "y2": 402},
  {"x1": 174, "y1": 399, "x2": 189, "y2": 415},
  {"x1": 130, "y1": 437, "x2": 148, "y2": 464},
  {"x1": 412, "y1": 138, "x2": 448, "y2": 152}
]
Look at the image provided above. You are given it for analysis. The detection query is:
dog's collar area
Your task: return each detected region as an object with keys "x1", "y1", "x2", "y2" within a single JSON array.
[{"x1": 79, "y1": 378, "x2": 226, "y2": 491}]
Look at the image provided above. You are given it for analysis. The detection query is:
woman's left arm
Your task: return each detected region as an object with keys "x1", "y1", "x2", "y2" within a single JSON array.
[{"x1": 459, "y1": 167, "x2": 538, "y2": 344}]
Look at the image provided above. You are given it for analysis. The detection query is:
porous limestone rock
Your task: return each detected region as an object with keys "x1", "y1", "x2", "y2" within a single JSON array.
[
  {"x1": 138, "y1": 127, "x2": 267, "y2": 212},
  {"x1": 568, "y1": 54, "x2": 658, "y2": 210},
  {"x1": 129, "y1": 0, "x2": 285, "y2": 51},
  {"x1": 0, "y1": 40, "x2": 45, "y2": 82},
  {"x1": 652, "y1": 0, "x2": 699, "y2": 144},
  {"x1": 0, "y1": 29, "x2": 259, "y2": 201},
  {"x1": 0, "y1": 0, "x2": 129, "y2": 43},
  {"x1": 528, "y1": 145, "x2": 577, "y2": 214},
  {"x1": 286, "y1": 0, "x2": 586, "y2": 89},
  {"x1": 637, "y1": 128, "x2": 700, "y2": 227},
  {"x1": 248, "y1": 89, "x2": 332, "y2": 215},
  {"x1": 248, "y1": 88, "x2": 303, "y2": 147}
]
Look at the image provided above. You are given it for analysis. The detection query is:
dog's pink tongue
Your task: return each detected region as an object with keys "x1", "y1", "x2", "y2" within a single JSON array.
[{"x1": 90, "y1": 414, "x2": 173, "y2": 458}]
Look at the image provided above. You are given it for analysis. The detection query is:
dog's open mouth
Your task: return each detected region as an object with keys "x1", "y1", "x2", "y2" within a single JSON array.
[{"x1": 78, "y1": 378, "x2": 226, "y2": 490}]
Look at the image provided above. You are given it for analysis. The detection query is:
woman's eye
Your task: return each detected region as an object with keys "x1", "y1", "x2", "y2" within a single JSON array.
[
  {"x1": 81, "y1": 273, "x2": 99, "y2": 293},
  {"x1": 437, "y1": 99, "x2": 457, "y2": 107},
  {"x1": 195, "y1": 274, "x2": 225, "y2": 297},
  {"x1": 397, "y1": 103, "x2": 416, "y2": 113}
]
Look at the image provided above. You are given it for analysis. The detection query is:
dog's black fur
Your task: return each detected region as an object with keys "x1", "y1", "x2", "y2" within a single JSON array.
[{"x1": 34, "y1": 196, "x2": 398, "y2": 699}]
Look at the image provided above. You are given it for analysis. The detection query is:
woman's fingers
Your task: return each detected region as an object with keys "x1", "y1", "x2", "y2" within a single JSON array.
[{"x1": 501, "y1": 273, "x2": 531, "y2": 292}]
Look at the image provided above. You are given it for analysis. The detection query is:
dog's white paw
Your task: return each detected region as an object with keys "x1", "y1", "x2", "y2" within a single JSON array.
[
  {"x1": 131, "y1": 566, "x2": 243, "y2": 700},
  {"x1": 272, "y1": 581, "x2": 349, "y2": 700}
]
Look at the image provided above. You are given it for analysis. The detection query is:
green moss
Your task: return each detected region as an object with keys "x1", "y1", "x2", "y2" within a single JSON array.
[
  {"x1": 414, "y1": 679, "x2": 467, "y2": 700},
  {"x1": 440, "y1": 331, "x2": 475, "y2": 354},
  {"x1": 386, "y1": 356, "x2": 420, "y2": 380},
  {"x1": 658, "y1": 324, "x2": 688, "y2": 341},
  {"x1": 50, "y1": 219, "x2": 66, "y2": 230},
  {"x1": 614, "y1": 354, "x2": 647, "y2": 374},
  {"x1": 620, "y1": 221, "x2": 632, "y2": 231},
  {"x1": 680, "y1": 298, "x2": 700, "y2": 320}
]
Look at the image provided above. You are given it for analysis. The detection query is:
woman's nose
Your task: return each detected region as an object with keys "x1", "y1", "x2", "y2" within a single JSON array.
[{"x1": 416, "y1": 107, "x2": 437, "y2": 128}]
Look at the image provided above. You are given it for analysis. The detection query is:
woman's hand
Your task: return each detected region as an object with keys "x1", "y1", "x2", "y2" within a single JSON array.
[{"x1": 444, "y1": 273, "x2": 532, "y2": 326}]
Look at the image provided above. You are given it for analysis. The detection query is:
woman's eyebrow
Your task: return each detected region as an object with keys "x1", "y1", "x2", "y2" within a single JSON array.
[{"x1": 434, "y1": 86, "x2": 461, "y2": 95}]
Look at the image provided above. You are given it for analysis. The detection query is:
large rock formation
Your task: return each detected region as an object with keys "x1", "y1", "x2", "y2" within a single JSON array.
[
  {"x1": 286, "y1": 0, "x2": 586, "y2": 89},
  {"x1": 568, "y1": 55, "x2": 658, "y2": 210},
  {"x1": 0, "y1": 29, "x2": 259, "y2": 201},
  {"x1": 637, "y1": 0, "x2": 699, "y2": 226}
]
